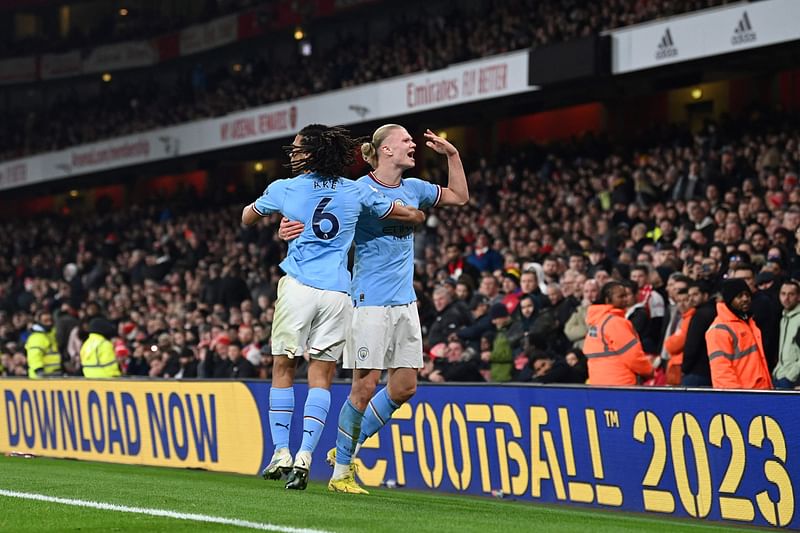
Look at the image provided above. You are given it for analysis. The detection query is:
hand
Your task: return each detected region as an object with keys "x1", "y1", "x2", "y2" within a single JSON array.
[
  {"x1": 428, "y1": 369, "x2": 444, "y2": 383},
  {"x1": 278, "y1": 217, "x2": 304, "y2": 241},
  {"x1": 424, "y1": 129, "x2": 458, "y2": 156}
]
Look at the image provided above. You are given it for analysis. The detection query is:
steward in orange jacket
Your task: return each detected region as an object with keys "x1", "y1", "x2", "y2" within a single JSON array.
[
  {"x1": 584, "y1": 282, "x2": 653, "y2": 386},
  {"x1": 664, "y1": 288, "x2": 695, "y2": 385},
  {"x1": 705, "y1": 279, "x2": 772, "y2": 390}
]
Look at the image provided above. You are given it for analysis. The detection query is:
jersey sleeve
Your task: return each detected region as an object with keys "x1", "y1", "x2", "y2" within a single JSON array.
[
  {"x1": 357, "y1": 181, "x2": 396, "y2": 219},
  {"x1": 252, "y1": 180, "x2": 285, "y2": 216},
  {"x1": 407, "y1": 178, "x2": 442, "y2": 209}
]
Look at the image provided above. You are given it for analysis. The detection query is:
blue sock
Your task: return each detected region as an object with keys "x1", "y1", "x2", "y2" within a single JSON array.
[
  {"x1": 300, "y1": 387, "x2": 330, "y2": 454},
  {"x1": 335, "y1": 400, "x2": 364, "y2": 465},
  {"x1": 358, "y1": 387, "x2": 399, "y2": 445},
  {"x1": 268, "y1": 386, "x2": 294, "y2": 451}
]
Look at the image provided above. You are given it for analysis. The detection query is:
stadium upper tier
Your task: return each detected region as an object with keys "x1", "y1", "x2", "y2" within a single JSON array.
[{"x1": 0, "y1": 0, "x2": 731, "y2": 160}]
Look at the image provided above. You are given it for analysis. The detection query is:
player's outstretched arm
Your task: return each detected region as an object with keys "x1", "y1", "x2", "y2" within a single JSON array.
[{"x1": 424, "y1": 129, "x2": 469, "y2": 206}]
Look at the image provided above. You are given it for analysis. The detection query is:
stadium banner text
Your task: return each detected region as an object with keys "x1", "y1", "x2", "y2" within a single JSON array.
[
  {"x1": 0, "y1": 380, "x2": 263, "y2": 474},
  {"x1": 0, "y1": 49, "x2": 534, "y2": 191},
  {"x1": 610, "y1": 0, "x2": 800, "y2": 74},
  {"x1": 2, "y1": 380, "x2": 797, "y2": 529}
]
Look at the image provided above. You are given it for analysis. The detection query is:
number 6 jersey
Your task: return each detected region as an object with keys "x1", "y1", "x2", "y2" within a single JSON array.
[{"x1": 252, "y1": 172, "x2": 395, "y2": 294}]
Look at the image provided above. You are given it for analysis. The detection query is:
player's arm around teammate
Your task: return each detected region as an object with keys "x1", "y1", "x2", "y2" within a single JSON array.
[{"x1": 279, "y1": 125, "x2": 468, "y2": 494}]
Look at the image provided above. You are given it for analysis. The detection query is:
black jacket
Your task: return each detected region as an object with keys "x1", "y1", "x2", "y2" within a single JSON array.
[
  {"x1": 428, "y1": 301, "x2": 472, "y2": 346},
  {"x1": 752, "y1": 289, "x2": 779, "y2": 371},
  {"x1": 681, "y1": 300, "x2": 717, "y2": 378}
]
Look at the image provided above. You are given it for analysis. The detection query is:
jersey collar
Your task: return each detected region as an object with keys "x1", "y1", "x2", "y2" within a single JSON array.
[{"x1": 368, "y1": 172, "x2": 401, "y2": 188}]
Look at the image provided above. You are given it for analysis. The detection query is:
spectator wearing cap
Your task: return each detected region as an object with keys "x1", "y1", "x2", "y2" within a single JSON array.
[
  {"x1": 228, "y1": 341, "x2": 257, "y2": 378},
  {"x1": 455, "y1": 294, "x2": 493, "y2": 352},
  {"x1": 583, "y1": 281, "x2": 653, "y2": 386},
  {"x1": 732, "y1": 263, "x2": 779, "y2": 371},
  {"x1": 501, "y1": 269, "x2": 522, "y2": 314},
  {"x1": 488, "y1": 303, "x2": 513, "y2": 382},
  {"x1": 175, "y1": 346, "x2": 197, "y2": 379},
  {"x1": 774, "y1": 280, "x2": 800, "y2": 389},
  {"x1": 706, "y1": 278, "x2": 772, "y2": 389},
  {"x1": 427, "y1": 287, "x2": 472, "y2": 347}
]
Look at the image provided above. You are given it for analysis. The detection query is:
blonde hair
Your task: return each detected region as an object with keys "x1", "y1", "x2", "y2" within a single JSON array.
[{"x1": 361, "y1": 123, "x2": 403, "y2": 169}]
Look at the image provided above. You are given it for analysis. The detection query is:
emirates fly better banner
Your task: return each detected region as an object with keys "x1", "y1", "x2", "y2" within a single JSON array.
[{"x1": 1, "y1": 380, "x2": 797, "y2": 529}]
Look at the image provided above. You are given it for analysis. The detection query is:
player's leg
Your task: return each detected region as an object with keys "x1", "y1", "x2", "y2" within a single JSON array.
[
  {"x1": 262, "y1": 355, "x2": 296, "y2": 479},
  {"x1": 285, "y1": 287, "x2": 350, "y2": 490},
  {"x1": 263, "y1": 276, "x2": 311, "y2": 481},
  {"x1": 353, "y1": 303, "x2": 422, "y2": 458},
  {"x1": 329, "y1": 367, "x2": 379, "y2": 492},
  {"x1": 285, "y1": 358, "x2": 337, "y2": 490}
]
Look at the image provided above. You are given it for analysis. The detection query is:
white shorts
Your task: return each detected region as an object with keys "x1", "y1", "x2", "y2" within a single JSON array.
[
  {"x1": 344, "y1": 303, "x2": 423, "y2": 370},
  {"x1": 270, "y1": 276, "x2": 352, "y2": 361}
]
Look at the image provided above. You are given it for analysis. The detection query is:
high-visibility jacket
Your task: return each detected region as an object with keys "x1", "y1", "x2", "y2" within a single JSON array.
[
  {"x1": 584, "y1": 304, "x2": 653, "y2": 386},
  {"x1": 664, "y1": 307, "x2": 696, "y2": 385},
  {"x1": 705, "y1": 302, "x2": 772, "y2": 390},
  {"x1": 80, "y1": 333, "x2": 121, "y2": 378},
  {"x1": 25, "y1": 327, "x2": 61, "y2": 378}
]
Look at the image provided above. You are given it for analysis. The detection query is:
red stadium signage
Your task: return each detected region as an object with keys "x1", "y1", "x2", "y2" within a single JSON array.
[{"x1": 218, "y1": 106, "x2": 298, "y2": 143}]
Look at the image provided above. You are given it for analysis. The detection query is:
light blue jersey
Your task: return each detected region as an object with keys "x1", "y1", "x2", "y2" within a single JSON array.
[
  {"x1": 253, "y1": 172, "x2": 395, "y2": 293},
  {"x1": 351, "y1": 172, "x2": 441, "y2": 307}
]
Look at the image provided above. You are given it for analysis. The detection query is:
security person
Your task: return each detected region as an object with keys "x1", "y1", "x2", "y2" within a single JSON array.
[
  {"x1": 80, "y1": 318, "x2": 121, "y2": 378},
  {"x1": 584, "y1": 281, "x2": 653, "y2": 385},
  {"x1": 705, "y1": 278, "x2": 772, "y2": 389},
  {"x1": 26, "y1": 310, "x2": 61, "y2": 378}
]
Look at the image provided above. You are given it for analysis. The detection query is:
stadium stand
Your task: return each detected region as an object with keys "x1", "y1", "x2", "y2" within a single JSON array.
[
  {"x1": 0, "y1": 0, "x2": 732, "y2": 159},
  {"x1": 2, "y1": 107, "x2": 799, "y2": 387}
]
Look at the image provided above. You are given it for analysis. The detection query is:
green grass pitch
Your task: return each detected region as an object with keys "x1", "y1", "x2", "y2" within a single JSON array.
[{"x1": 0, "y1": 455, "x2": 763, "y2": 532}]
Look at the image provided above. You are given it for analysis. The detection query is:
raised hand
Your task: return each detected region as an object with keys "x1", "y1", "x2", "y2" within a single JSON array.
[{"x1": 424, "y1": 129, "x2": 458, "y2": 156}]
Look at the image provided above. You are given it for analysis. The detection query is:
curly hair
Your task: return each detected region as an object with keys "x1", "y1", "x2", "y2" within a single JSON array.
[{"x1": 287, "y1": 124, "x2": 362, "y2": 178}]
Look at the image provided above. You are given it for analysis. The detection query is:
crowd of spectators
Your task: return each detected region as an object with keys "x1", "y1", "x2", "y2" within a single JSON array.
[
  {"x1": 0, "y1": 0, "x2": 259, "y2": 60},
  {"x1": 2, "y1": 108, "x2": 800, "y2": 390},
  {"x1": 0, "y1": 0, "x2": 732, "y2": 160}
]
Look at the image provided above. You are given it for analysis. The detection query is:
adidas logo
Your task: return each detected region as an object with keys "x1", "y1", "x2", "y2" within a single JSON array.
[
  {"x1": 731, "y1": 11, "x2": 756, "y2": 45},
  {"x1": 655, "y1": 28, "x2": 678, "y2": 60}
]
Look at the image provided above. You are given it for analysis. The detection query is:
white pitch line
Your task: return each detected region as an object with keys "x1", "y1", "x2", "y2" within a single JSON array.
[{"x1": 0, "y1": 489, "x2": 334, "y2": 533}]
